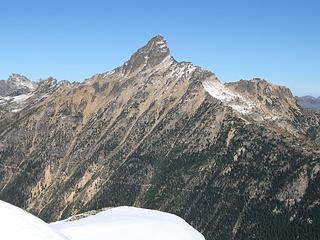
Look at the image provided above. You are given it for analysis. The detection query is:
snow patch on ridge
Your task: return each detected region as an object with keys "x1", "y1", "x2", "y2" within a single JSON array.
[
  {"x1": 12, "y1": 93, "x2": 34, "y2": 103},
  {"x1": 1, "y1": 93, "x2": 33, "y2": 103},
  {"x1": 203, "y1": 80, "x2": 255, "y2": 114},
  {"x1": 155, "y1": 39, "x2": 168, "y2": 53}
]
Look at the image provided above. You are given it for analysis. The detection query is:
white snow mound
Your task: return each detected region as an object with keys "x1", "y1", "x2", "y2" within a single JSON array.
[
  {"x1": 51, "y1": 206, "x2": 205, "y2": 240},
  {"x1": 0, "y1": 200, "x2": 204, "y2": 240},
  {"x1": 0, "y1": 200, "x2": 68, "y2": 240}
]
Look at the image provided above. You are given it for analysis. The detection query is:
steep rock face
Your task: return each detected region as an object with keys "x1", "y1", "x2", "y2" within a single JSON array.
[{"x1": 0, "y1": 36, "x2": 320, "y2": 240}]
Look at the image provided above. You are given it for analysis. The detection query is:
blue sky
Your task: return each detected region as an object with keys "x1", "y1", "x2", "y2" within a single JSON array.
[{"x1": 0, "y1": 0, "x2": 319, "y2": 96}]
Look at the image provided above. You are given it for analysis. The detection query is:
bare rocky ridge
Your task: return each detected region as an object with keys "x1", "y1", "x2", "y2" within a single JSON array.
[
  {"x1": 0, "y1": 36, "x2": 320, "y2": 240},
  {"x1": 226, "y1": 79, "x2": 300, "y2": 120}
]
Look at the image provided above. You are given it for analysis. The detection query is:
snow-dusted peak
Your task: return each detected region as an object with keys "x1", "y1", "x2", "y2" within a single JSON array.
[
  {"x1": 8, "y1": 73, "x2": 36, "y2": 90},
  {"x1": 151, "y1": 34, "x2": 169, "y2": 52},
  {"x1": 119, "y1": 35, "x2": 171, "y2": 75},
  {"x1": 8, "y1": 73, "x2": 29, "y2": 82},
  {"x1": 134, "y1": 35, "x2": 170, "y2": 58}
]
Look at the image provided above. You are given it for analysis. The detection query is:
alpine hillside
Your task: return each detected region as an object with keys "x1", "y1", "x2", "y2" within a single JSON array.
[{"x1": 0, "y1": 36, "x2": 320, "y2": 240}]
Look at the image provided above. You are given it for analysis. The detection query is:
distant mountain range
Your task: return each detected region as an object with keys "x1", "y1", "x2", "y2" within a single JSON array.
[
  {"x1": 0, "y1": 36, "x2": 319, "y2": 240},
  {"x1": 297, "y1": 96, "x2": 320, "y2": 111}
]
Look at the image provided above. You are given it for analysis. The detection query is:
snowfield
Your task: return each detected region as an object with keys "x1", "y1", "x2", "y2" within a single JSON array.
[
  {"x1": 0, "y1": 200, "x2": 67, "y2": 240},
  {"x1": 0, "y1": 200, "x2": 205, "y2": 240},
  {"x1": 51, "y1": 206, "x2": 205, "y2": 240},
  {"x1": 202, "y1": 79, "x2": 255, "y2": 114}
]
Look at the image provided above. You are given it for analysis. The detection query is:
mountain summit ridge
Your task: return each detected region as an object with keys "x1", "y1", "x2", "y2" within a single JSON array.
[
  {"x1": 118, "y1": 35, "x2": 173, "y2": 75},
  {"x1": 0, "y1": 36, "x2": 320, "y2": 240}
]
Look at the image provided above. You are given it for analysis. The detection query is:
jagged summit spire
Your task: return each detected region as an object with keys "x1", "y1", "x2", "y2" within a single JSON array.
[
  {"x1": 7, "y1": 73, "x2": 36, "y2": 90},
  {"x1": 144, "y1": 35, "x2": 169, "y2": 54},
  {"x1": 132, "y1": 35, "x2": 170, "y2": 62},
  {"x1": 121, "y1": 35, "x2": 172, "y2": 74},
  {"x1": 8, "y1": 73, "x2": 30, "y2": 82}
]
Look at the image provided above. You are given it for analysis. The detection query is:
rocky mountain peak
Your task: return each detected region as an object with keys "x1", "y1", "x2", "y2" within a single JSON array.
[
  {"x1": 227, "y1": 78, "x2": 295, "y2": 99},
  {"x1": 120, "y1": 35, "x2": 172, "y2": 75},
  {"x1": 0, "y1": 74, "x2": 36, "y2": 97},
  {"x1": 222, "y1": 78, "x2": 300, "y2": 121},
  {"x1": 1, "y1": 36, "x2": 320, "y2": 240},
  {"x1": 35, "y1": 77, "x2": 59, "y2": 94},
  {"x1": 8, "y1": 73, "x2": 36, "y2": 90},
  {"x1": 140, "y1": 35, "x2": 170, "y2": 56},
  {"x1": 8, "y1": 73, "x2": 30, "y2": 82}
]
